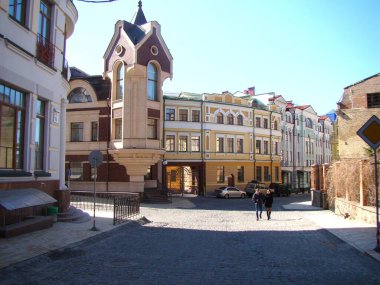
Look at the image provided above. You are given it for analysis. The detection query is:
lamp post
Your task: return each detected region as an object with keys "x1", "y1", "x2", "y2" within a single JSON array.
[{"x1": 162, "y1": 159, "x2": 168, "y2": 195}]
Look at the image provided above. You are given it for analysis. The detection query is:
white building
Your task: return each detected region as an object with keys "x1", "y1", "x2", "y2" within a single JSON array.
[
  {"x1": 0, "y1": 0, "x2": 78, "y2": 196},
  {"x1": 264, "y1": 95, "x2": 332, "y2": 192}
]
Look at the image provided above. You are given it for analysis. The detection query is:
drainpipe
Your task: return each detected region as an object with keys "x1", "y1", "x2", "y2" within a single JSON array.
[
  {"x1": 252, "y1": 107, "x2": 256, "y2": 181},
  {"x1": 270, "y1": 110, "x2": 273, "y2": 184},
  {"x1": 201, "y1": 99, "x2": 205, "y2": 196},
  {"x1": 106, "y1": 95, "x2": 111, "y2": 192}
]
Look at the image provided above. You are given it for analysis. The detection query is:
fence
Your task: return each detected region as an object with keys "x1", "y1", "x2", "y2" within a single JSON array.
[{"x1": 70, "y1": 191, "x2": 140, "y2": 225}]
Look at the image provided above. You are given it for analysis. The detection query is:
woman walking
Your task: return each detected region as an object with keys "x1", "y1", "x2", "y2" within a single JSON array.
[{"x1": 264, "y1": 189, "x2": 274, "y2": 220}]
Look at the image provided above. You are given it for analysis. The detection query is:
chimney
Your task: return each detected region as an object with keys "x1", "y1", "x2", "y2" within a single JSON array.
[{"x1": 248, "y1": 86, "x2": 255, "y2": 96}]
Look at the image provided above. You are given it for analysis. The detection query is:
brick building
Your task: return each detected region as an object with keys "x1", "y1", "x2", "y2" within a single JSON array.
[
  {"x1": 337, "y1": 73, "x2": 380, "y2": 159},
  {"x1": 66, "y1": 1, "x2": 173, "y2": 196}
]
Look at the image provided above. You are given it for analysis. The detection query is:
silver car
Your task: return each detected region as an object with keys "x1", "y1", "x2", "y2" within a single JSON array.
[{"x1": 214, "y1": 186, "x2": 246, "y2": 199}]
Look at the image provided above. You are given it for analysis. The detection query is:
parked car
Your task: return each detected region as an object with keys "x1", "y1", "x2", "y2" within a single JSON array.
[
  {"x1": 269, "y1": 183, "x2": 291, "y2": 197},
  {"x1": 214, "y1": 186, "x2": 246, "y2": 199},
  {"x1": 244, "y1": 181, "x2": 267, "y2": 197}
]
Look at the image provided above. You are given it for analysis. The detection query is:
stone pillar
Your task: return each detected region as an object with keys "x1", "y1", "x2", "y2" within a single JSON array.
[{"x1": 311, "y1": 165, "x2": 319, "y2": 190}]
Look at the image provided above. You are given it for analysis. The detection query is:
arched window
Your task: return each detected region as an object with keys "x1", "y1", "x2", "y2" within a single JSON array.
[
  {"x1": 306, "y1": 118, "x2": 313, "y2": 128},
  {"x1": 147, "y1": 63, "x2": 158, "y2": 101},
  {"x1": 116, "y1": 64, "x2": 124, "y2": 100},
  {"x1": 217, "y1": 113, "x2": 224, "y2": 124},
  {"x1": 227, "y1": 114, "x2": 234, "y2": 125},
  {"x1": 237, "y1": 114, "x2": 243, "y2": 126},
  {"x1": 68, "y1": 87, "x2": 92, "y2": 103}
]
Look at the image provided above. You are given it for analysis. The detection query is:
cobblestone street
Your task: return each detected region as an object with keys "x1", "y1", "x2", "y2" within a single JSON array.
[{"x1": 1, "y1": 194, "x2": 379, "y2": 285}]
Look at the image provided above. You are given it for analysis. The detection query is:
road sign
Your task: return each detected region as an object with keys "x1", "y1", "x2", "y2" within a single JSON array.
[
  {"x1": 357, "y1": 115, "x2": 380, "y2": 149},
  {"x1": 88, "y1": 150, "x2": 103, "y2": 168}
]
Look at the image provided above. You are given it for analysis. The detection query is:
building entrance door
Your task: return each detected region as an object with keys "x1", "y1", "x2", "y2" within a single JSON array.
[{"x1": 167, "y1": 166, "x2": 199, "y2": 196}]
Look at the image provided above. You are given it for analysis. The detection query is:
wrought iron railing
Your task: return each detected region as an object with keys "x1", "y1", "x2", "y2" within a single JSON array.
[
  {"x1": 36, "y1": 34, "x2": 55, "y2": 68},
  {"x1": 70, "y1": 191, "x2": 140, "y2": 225}
]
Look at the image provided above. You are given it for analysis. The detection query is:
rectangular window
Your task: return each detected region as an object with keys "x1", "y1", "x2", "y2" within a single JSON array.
[
  {"x1": 274, "y1": 142, "x2": 279, "y2": 155},
  {"x1": 237, "y1": 166, "x2": 244, "y2": 183},
  {"x1": 192, "y1": 110, "x2": 200, "y2": 122},
  {"x1": 166, "y1": 135, "x2": 175, "y2": 152},
  {"x1": 264, "y1": 166, "x2": 270, "y2": 181},
  {"x1": 227, "y1": 138, "x2": 234, "y2": 153},
  {"x1": 237, "y1": 138, "x2": 243, "y2": 153},
  {"x1": 115, "y1": 119, "x2": 122, "y2": 139},
  {"x1": 35, "y1": 99, "x2": 45, "y2": 170},
  {"x1": 179, "y1": 136, "x2": 188, "y2": 152},
  {"x1": 263, "y1": 141, "x2": 269, "y2": 154},
  {"x1": 9, "y1": 0, "x2": 27, "y2": 26},
  {"x1": 71, "y1": 123, "x2": 83, "y2": 142},
  {"x1": 166, "y1": 108, "x2": 175, "y2": 121},
  {"x1": 263, "y1": 118, "x2": 268, "y2": 129},
  {"x1": 217, "y1": 166, "x2": 224, "y2": 183},
  {"x1": 367, "y1": 93, "x2": 380, "y2": 108},
  {"x1": 37, "y1": 0, "x2": 54, "y2": 67},
  {"x1": 91, "y1": 122, "x2": 98, "y2": 141},
  {"x1": 70, "y1": 162, "x2": 82, "y2": 181},
  {"x1": 179, "y1": 109, "x2": 188, "y2": 121},
  {"x1": 255, "y1": 117, "x2": 261, "y2": 128},
  {"x1": 256, "y1": 166, "x2": 262, "y2": 182},
  {"x1": 255, "y1": 140, "x2": 261, "y2": 154},
  {"x1": 0, "y1": 83, "x2": 25, "y2": 169},
  {"x1": 216, "y1": 137, "x2": 224, "y2": 153},
  {"x1": 191, "y1": 136, "x2": 200, "y2": 152},
  {"x1": 147, "y1": 118, "x2": 157, "y2": 139},
  {"x1": 275, "y1": 167, "x2": 279, "y2": 181}
]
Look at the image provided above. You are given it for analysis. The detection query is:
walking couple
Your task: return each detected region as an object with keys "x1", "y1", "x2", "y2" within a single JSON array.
[{"x1": 252, "y1": 188, "x2": 273, "y2": 221}]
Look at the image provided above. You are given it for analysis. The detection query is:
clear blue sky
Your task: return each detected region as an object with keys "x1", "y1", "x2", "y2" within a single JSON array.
[{"x1": 67, "y1": 0, "x2": 380, "y2": 115}]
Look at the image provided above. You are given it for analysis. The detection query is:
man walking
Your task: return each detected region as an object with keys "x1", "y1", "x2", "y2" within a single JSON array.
[{"x1": 252, "y1": 188, "x2": 264, "y2": 221}]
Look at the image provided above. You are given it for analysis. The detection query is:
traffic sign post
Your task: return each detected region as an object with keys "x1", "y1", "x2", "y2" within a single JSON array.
[
  {"x1": 88, "y1": 150, "x2": 103, "y2": 231},
  {"x1": 357, "y1": 115, "x2": 380, "y2": 252}
]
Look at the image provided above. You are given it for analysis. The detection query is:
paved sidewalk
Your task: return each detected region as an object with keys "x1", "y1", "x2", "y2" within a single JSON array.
[
  {"x1": 0, "y1": 197, "x2": 379, "y2": 270},
  {"x1": 283, "y1": 200, "x2": 380, "y2": 262}
]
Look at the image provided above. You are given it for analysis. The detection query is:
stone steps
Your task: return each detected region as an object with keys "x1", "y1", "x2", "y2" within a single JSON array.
[{"x1": 57, "y1": 206, "x2": 91, "y2": 223}]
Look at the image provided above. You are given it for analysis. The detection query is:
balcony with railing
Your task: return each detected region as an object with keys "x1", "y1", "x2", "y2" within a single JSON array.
[{"x1": 36, "y1": 34, "x2": 55, "y2": 69}]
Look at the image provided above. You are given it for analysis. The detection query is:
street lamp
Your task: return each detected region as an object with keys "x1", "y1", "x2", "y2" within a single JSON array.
[{"x1": 162, "y1": 159, "x2": 168, "y2": 195}]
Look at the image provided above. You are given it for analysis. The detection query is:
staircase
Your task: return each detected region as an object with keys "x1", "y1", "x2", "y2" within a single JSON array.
[
  {"x1": 142, "y1": 188, "x2": 170, "y2": 204},
  {"x1": 57, "y1": 206, "x2": 91, "y2": 223}
]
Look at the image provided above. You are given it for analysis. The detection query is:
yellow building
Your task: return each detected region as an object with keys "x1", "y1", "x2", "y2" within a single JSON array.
[{"x1": 163, "y1": 91, "x2": 282, "y2": 195}]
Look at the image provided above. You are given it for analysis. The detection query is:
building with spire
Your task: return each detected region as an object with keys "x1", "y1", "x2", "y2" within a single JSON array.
[{"x1": 66, "y1": 1, "x2": 173, "y2": 196}]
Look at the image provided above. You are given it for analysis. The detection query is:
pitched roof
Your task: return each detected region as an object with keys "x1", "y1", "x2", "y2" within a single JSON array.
[
  {"x1": 69, "y1": 68, "x2": 111, "y2": 101},
  {"x1": 131, "y1": 1, "x2": 147, "y2": 26},
  {"x1": 344, "y1": 72, "x2": 380, "y2": 89},
  {"x1": 295, "y1": 105, "x2": 311, "y2": 110}
]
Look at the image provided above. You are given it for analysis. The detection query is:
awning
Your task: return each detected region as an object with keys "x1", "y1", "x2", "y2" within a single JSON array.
[{"x1": 0, "y1": 188, "x2": 56, "y2": 211}]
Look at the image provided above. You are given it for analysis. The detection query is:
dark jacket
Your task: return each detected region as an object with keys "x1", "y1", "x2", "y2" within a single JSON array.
[
  {"x1": 252, "y1": 191, "x2": 264, "y2": 205},
  {"x1": 264, "y1": 193, "x2": 273, "y2": 207}
]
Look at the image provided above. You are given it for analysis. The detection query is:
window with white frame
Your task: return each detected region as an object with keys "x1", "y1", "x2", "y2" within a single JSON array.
[
  {"x1": 216, "y1": 137, "x2": 224, "y2": 153},
  {"x1": 165, "y1": 108, "x2": 175, "y2": 121},
  {"x1": 166, "y1": 135, "x2": 175, "y2": 152},
  {"x1": 227, "y1": 138, "x2": 234, "y2": 153},
  {"x1": 179, "y1": 136, "x2": 188, "y2": 152},
  {"x1": 191, "y1": 136, "x2": 200, "y2": 152},
  {"x1": 237, "y1": 138, "x2": 243, "y2": 153}
]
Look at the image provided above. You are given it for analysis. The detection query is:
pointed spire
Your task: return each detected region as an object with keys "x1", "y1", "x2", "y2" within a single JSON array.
[{"x1": 131, "y1": 0, "x2": 147, "y2": 26}]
